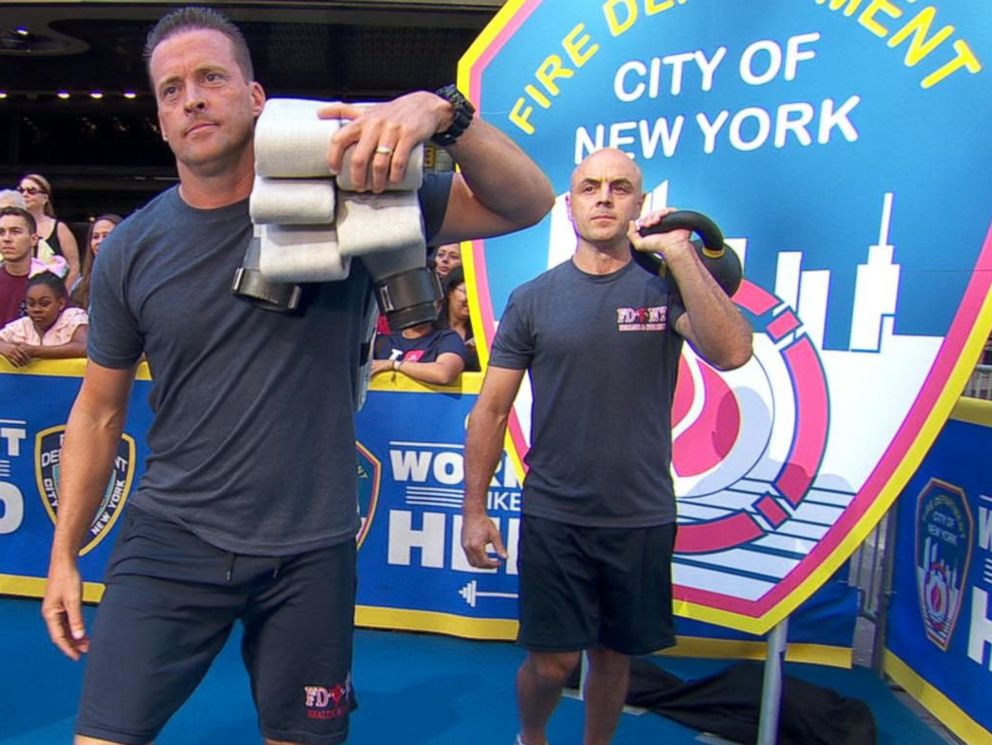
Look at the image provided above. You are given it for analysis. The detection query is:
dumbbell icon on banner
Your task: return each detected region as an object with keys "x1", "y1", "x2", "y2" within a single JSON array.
[{"x1": 458, "y1": 580, "x2": 518, "y2": 608}]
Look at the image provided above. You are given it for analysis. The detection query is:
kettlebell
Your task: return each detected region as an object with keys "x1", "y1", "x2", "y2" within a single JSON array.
[{"x1": 630, "y1": 210, "x2": 743, "y2": 297}]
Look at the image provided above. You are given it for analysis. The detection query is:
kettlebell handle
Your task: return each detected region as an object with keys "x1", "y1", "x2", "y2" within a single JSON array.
[
  {"x1": 629, "y1": 210, "x2": 743, "y2": 297},
  {"x1": 635, "y1": 210, "x2": 725, "y2": 258}
]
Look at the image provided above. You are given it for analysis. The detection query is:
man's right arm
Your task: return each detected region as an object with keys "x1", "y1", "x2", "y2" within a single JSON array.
[
  {"x1": 461, "y1": 365, "x2": 525, "y2": 569},
  {"x1": 42, "y1": 361, "x2": 136, "y2": 660}
]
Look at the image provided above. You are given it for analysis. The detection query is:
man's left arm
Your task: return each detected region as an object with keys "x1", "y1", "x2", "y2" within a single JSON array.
[
  {"x1": 321, "y1": 91, "x2": 554, "y2": 242},
  {"x1": 629, "y1": 211, "x2": 752, "y2": 370},
  {"x1": 432, "y1": 115, "x2": 555, "y2": 243}
]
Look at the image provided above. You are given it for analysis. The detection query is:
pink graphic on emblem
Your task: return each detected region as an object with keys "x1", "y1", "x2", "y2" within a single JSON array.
[
  {"x1": 672, "y1": 279, "x2": 830, "y2": 559},
  {"x1": 672, "y1": 356, "x2": 741, "y2": 478}
]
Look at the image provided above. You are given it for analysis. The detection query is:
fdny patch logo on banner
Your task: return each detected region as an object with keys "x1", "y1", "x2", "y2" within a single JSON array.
[
  {"x1": 35, "y1": 426, "x2": 136, "y2": 555},
  {"x1": 915, "y1": 478, "x2": 974, "y2": 651},
  {"x1": 356, "y1": 441, "x2": 381, "y2": 548}
]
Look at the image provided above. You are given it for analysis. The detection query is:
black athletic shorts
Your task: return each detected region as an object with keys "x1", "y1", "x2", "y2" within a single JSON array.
[
  {"x1": 517, "y1": 514, "x2": 676, "y2": 655},
  {"x1": 76, "y1": 506, "x2": 357, "y2": 745}
]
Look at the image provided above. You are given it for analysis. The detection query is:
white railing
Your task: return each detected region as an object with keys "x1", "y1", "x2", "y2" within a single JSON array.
[{"x1": 964, "y1": 364, "x2": 992, "y2": 400}]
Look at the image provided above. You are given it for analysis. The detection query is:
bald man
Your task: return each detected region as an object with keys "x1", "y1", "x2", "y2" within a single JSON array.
[{"x1": 461, "y1": 148, "x2": 752, "y2": 745}]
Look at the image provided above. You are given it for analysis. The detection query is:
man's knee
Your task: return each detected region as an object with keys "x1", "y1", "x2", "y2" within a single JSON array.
[
  {"x1": 525, "y1": 651, "x2": 581, "y2": 687},
  {"x1": 586, "y1": 646, "x2": 631, "y2": 677}
]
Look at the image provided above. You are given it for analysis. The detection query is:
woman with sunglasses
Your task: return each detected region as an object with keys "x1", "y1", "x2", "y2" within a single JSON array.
[{"x1": 18, "y1": 173, "x2": 81, "y2": 288}]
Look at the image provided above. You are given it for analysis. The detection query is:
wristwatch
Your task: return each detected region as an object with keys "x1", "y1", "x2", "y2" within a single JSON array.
[{"x1": 432, "y1": 84, "x2": 476, "y2": 147}]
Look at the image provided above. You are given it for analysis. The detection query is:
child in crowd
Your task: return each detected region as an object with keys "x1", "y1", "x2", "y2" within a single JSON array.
[
  {"x1": 371, "y1": 314, "x2": 468, "y2": 386},
  {"x1": 0, "y1": 271, "x2": 88, "y2": 367}
]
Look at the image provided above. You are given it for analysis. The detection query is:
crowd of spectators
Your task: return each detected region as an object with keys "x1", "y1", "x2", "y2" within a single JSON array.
[
  {"x1": 1, "y1": 181, "x2": 484, "y2": 382},
  {"x1": 0, "y1": 173, "x2": 112, "y2": 367}
]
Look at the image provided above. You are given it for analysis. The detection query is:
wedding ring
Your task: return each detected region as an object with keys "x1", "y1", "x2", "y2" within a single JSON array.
[{"x1": 374, "y1": 145, "x2": 394, "y2": 155}]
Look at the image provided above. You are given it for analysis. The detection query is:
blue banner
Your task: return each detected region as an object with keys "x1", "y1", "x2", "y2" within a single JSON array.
[
  {"x1": 1, "y1": 363, "x2": 857, "y2": 662},
  {"x1": 885, "y1": 398, "x2": 992, "y2": 742},
  {"x1": 0, "y1": 365, "x2": 151, "y2": 592}
]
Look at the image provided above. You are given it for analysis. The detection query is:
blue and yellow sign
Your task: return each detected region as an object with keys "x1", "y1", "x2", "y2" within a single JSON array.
[{"x1": 459, "y1": 0, "x2": 992, "y2": 633}]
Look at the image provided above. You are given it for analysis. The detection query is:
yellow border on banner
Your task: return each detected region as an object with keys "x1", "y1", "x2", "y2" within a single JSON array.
[
  {"x1": 458, "y1": 0, "x2": 529, "y2": 93},
  {"x1": 661, "y1": 638, "x2": 852, "y2": 668},
  {"x1": 369, "y1": 370, "x2": 482, "y2": 395},
  {"x1": 356, "y1": 605, "x2": 519, "y2": 639},
  {"x1": 883, "y1": 650, "x2": 991, "y2": 744},
  {"x1": 952, "y1": 395, "x2": 992, "y2": 427},
  {"x1": 0, "y1": 358, "x2": 152, "y2": 380},
  {"x1": 0, "y1": 574, "x2": 105, "y2": 603},
  {"x1": 0, "y1": 359, "x2": 474, "y2": 391}
]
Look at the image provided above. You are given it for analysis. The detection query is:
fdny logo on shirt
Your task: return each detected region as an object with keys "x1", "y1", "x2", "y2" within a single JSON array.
[
  {"x1": 616, "y1": 305, "x2": 667, "y2": 331},
  {"x1": 35, "y1": 426, "x2": 136, "y2": 555},
  {"x1": 304, "y1": 674, "x2": 352, "y2": 720}
]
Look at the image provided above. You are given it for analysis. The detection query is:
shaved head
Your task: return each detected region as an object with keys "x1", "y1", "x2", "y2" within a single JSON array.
[{"x1": 570, "y1": 148, "x2": 643, "y2": 194}]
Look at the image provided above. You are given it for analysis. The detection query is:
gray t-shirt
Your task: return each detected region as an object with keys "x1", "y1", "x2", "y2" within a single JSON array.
[
  {"x1": 89, "y1": 173, "x2": 452, "y2": 555},
  {"x1": 489, "y1": 258, "x2": 685, "y2": 528}
]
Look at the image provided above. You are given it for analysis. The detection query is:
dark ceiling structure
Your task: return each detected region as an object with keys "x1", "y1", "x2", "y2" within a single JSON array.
[{"x1": 0, "y1": 0, "x2": 501, "y2": 221}]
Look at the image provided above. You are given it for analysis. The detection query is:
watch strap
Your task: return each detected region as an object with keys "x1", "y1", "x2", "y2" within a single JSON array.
[{"x1": 431, "y1": 84, "x2": 476, "y2": 147}]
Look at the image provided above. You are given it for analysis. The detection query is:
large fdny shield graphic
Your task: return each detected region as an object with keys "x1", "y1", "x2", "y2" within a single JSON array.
[{"x1": 458, "y1": 1, "x2": 992, "y2": 633}]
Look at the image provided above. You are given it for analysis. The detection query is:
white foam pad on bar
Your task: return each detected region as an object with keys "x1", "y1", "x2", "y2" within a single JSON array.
[
  {"x1": 335, "y1": 190, "x2": 425, "y2": 257},
  {"x1": 249, "y1": 176, "x2": 336, "y2": 225},
  {"x1": 335, "y1": 144, "x2": 425, "y2": 192},
  {"x1": 258, "y1": 224, "x2": 351, "y2": 282},
  {"x1": 255, "y1": 98, "x2": 340, "y2": 178}
]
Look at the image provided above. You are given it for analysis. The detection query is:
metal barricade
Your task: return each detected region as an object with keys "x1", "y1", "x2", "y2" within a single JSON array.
[
  {"x1": 848, "y1": 509, "x2": 895, "y2": 671},
  {"x1": 964, "y1": 364, "x2": 992, "y2": 399}
]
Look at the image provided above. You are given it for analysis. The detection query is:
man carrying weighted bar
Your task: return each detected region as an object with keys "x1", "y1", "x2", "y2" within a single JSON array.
[
  {"x1": 41, "y1": 6, "x2": 553, "y2": 745},
  {"x1": 461, "y1": 147, "x2": 752, "y2": 745}
]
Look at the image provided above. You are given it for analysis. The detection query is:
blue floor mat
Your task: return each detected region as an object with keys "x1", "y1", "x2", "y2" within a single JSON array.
[{"x1": 0, "y1": 597, "x2": 947, "y2": 744}]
